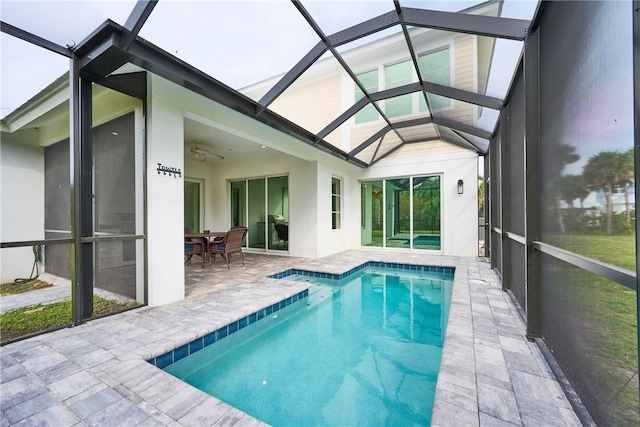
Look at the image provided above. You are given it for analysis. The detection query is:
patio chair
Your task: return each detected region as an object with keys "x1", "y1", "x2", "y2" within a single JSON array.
[
  {"x1": 185, "y1": 238, "x2": 206, "y2": 268},
  {"x1": 185, "y1": 227, "x2": 210, "y2": 262},
  {"x1": 209, "y1": 226, "x2": 248, "y2": 269}
]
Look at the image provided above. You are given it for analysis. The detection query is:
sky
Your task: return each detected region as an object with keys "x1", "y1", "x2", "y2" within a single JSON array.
[{"x1": 0, "y1": 0, "x2": 538, "y2": 120}]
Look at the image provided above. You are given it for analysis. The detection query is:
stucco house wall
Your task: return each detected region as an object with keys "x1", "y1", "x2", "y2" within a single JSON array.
[
  {"x1": 0, "y1": 130, "x2": 45, "y2": 283},
  {"x1": 359, "y1": 142, "x2": 479, "y2": 257}
]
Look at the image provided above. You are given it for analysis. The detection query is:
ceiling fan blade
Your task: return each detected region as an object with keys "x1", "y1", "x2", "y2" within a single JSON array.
[{"x1": 189, "y1": 141, "x2": 224, "y2": 160}]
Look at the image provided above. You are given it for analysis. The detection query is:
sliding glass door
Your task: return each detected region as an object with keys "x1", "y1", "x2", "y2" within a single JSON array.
[
  {"x1": 412, "y1": 176, "x2": 441, "y2": 249},
  {"x1": 230, "y1": 181, "x2": 246, "y2": 228},
  {"x1": 361, "y1": 175, "x2": 441, "y2": 250},
  {"x1": 268, "y1": 176, "x2": 289, "y2": 251},
  {"x1": 360, "y1": 180, "x2": 384, "y2": 247},
  {"x1": 231, "y1": 175, "x2": 289, "y2": 252},
  {"x1": 385, "y1": 178, "x2": 411, "y2": 248},
  {"x1": 184, "y1": 180, "x2": 202, "y2": 232},
  {"x1": 248, "y1": 179, "x2": 266, "y2": 249}
]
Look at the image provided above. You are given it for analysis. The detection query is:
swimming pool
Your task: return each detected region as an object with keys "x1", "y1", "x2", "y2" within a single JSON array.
[{"x1": 160, "y1": 264, "x2": 454, "y2": 426}]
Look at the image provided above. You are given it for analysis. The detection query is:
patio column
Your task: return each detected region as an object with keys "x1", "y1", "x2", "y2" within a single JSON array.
[{"x1": 146, "y1": 75, "x2": 185, "y2": 306}]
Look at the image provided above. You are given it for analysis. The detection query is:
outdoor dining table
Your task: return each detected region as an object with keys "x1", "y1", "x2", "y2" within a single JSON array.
[{"x1": 184, "y1": 231, "x2": 226, "y2": 239}]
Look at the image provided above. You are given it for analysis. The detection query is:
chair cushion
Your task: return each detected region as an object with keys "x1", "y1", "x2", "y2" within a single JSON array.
[
  {"x1": 217, "y1": 244, "x2": 226, "y2": 250},
  {"x1": 185, "y1": 244, "x2": 194, "y2": 252}
]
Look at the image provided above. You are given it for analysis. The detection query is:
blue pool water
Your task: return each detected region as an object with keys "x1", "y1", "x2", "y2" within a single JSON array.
[{"x1": 163, "y1": 265, "x2": 453, "y2": 426}]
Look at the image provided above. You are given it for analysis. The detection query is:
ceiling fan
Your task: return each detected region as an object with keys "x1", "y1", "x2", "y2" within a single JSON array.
[{"x1": 189, "y1": 140, "x2": 224, "y2": 161}]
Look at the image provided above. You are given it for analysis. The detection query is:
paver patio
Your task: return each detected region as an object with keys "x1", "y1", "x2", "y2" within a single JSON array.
[{"x1": 0, "y1": 250, "x2": 582, "y2": 426}]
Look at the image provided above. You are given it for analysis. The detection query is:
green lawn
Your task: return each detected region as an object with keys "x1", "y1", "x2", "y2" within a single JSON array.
[
  {"x1": 548, "y1": 233, "x2": 635, "y2": 271},
  {"x1": 545, "y1": 233, "x2": 638, "y2": 424}
]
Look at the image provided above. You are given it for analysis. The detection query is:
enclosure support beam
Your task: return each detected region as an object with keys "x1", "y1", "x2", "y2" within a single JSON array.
[
  {"x1": 70, "y1": 57, "x2": 94, "y2": 325},
  {"x1": 489, "y1": 137, "x2": 500, "y2": 271},
  {"x1": 632, "y1": 0, "x2": 640, "y2": 406},
  {"x1": 484, "y1": 154, "x2": 491, "y2": 258},
  {"x1": 122, "y1": 0, "x2": 158, "y2": 51},
  {"x1": 0, "y1": 21, "x2": 71, "y2": 57},
  {"x1": 402, "y1": 7, "x2": 529, "y2": 40},
  {"x1": 499, "y1": 106, "x2": 511, "y2": 293},
  {"x1": 524, "y1": 28, "x2": 542, "y2": 339}
]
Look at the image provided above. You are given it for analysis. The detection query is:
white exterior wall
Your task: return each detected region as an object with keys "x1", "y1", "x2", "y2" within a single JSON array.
[
  {"x1": 316, "y1": 162, "x2": 354, "y2": 257},
  {"x1": 207, "y1": 155, "x2": 320, "y2": 258},
  {"x1": 357, "y1": 143, "x2": 478, "y2": 257},
  {"x1": 0, "y1": 131, "x2": 45, "y2": 283}
]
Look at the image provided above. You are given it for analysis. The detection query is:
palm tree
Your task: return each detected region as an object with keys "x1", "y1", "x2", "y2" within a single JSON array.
[
  {"x1": 548, "y1": 144, "x2": 580, "y2": 233},
  {"x1": 558, "y1": 174, "x2": 589, "y2": 209},
  {"x1": 582, "y1": 151, "x2": 627, "y2": 235},
  {"x1": 620, "y1": 149, "x2": 634, "y2": 230}
]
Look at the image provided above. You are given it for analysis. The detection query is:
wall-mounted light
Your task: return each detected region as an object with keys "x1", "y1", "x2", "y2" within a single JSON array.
[{"x1": 457, "y1": 179, "x2": 464, "y2": 194}]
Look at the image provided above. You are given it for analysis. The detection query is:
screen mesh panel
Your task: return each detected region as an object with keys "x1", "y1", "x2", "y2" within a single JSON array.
[
  {"x1": 489, "y1": 130, "x2": 502, "y2": 274},
  {"x1": 507, "y1": 69, "x2": 525, "y2": 236},
  {"x1": 93, "y1": 112, "x2": 137, "y2": 299},
  {"x1": 540, "y1": 254, "x2": 638, "y2": 426},
  {"x1": 508, "y1": 239, "x2": 526, "y2": 310},
  {"x1": 44, "y1": 139, "x2": 71, "y2": 279},
  {"x1": 539, "y1": 1, "x2": 634, "y2": 270},
  {"x1": 539, "y1": 2, "x2": 637, "y2": 424}
]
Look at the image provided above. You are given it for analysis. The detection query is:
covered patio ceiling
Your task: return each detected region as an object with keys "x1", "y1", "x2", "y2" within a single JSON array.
[{"x1": 1, "y1": 0, "x2": 538, "y2": 167}]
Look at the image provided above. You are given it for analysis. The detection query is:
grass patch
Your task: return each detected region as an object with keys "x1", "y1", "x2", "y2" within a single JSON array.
[
  {"x1": 567, "y1": 270, "x2": 638, "y2": 424},
  {"x1": 545, "y1": 234, "x2": 638, "y2": 423},
  {"x1": 1, "y1": 280, "x2": 54, "y2": 296},
  {"x1": 547, "y1": 233, "x2": 636, "y2": 270},
  {"x1": 0, "y1": 295, "x2": 140, "y2": 343}
]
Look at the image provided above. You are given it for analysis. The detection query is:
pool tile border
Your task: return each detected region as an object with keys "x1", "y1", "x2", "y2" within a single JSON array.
[
  {"x1": 148, "y1": 289, "x2": 309, "y2": 369},
  {"x1": 268, "y1": 261, "x2": 455, "y2": 280}
]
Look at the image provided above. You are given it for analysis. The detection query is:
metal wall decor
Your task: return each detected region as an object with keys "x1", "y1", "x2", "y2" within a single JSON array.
[{"x1": 157, "y1": 163, "x2": 182, "y2": 178}]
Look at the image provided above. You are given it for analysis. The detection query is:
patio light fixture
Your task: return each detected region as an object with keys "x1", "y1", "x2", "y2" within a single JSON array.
[{"x1": 457, "y1": 179, "x2": 464, "y2": 194}]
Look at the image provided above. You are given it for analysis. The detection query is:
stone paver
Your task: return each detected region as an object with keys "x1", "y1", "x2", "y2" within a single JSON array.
[
  {"x1": 0, "y1": 251, "x2": 582, "y2": 426},
  {"x1": 0, "y1": 286, "x2": 70, "y2": 314}
]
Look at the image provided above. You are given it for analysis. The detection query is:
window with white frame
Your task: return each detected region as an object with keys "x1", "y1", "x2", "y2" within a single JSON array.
[
  {"x1": 353, "y1": 45, "x2": 451, "y2": 124},
  {"x1": 354, "y1": 69, "x2": 378, "y2": 124},
  {"x1": 331, "y1": 177, "x2": 342, "y2": 229},
  {"x1": 419, "y1": 47, "x2": 451, "y2": 111},
  {"x1": 385, "y1": 59, "x2": 413, "y2": 118}
]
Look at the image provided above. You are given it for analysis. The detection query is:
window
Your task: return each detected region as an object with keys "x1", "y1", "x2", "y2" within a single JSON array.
[
  {"x1": 354, "y1": 46, "x2": 451, "y2": 124},
  {"x1": 419, "y1": 47, "x2": 451, "y2": 111},
  {"x1": 354, "y1": 69, "x2": 378, "y2": 124},
  {"x1": 384, "y1": 60, "x2": 412, "y2": 118},
  {"x1": 332, "y1": 177, "x2": 342, "y2": 229}
]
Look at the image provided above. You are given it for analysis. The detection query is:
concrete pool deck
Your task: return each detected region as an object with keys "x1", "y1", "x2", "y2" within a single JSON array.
[{"x1": 1, "y1": 250, "x2": 582, "y2": 426}]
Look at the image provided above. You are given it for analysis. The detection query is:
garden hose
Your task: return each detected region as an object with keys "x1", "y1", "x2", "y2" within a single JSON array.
[{"x1": 14, "y1": 245, "x2": 42, "y2": 284}]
